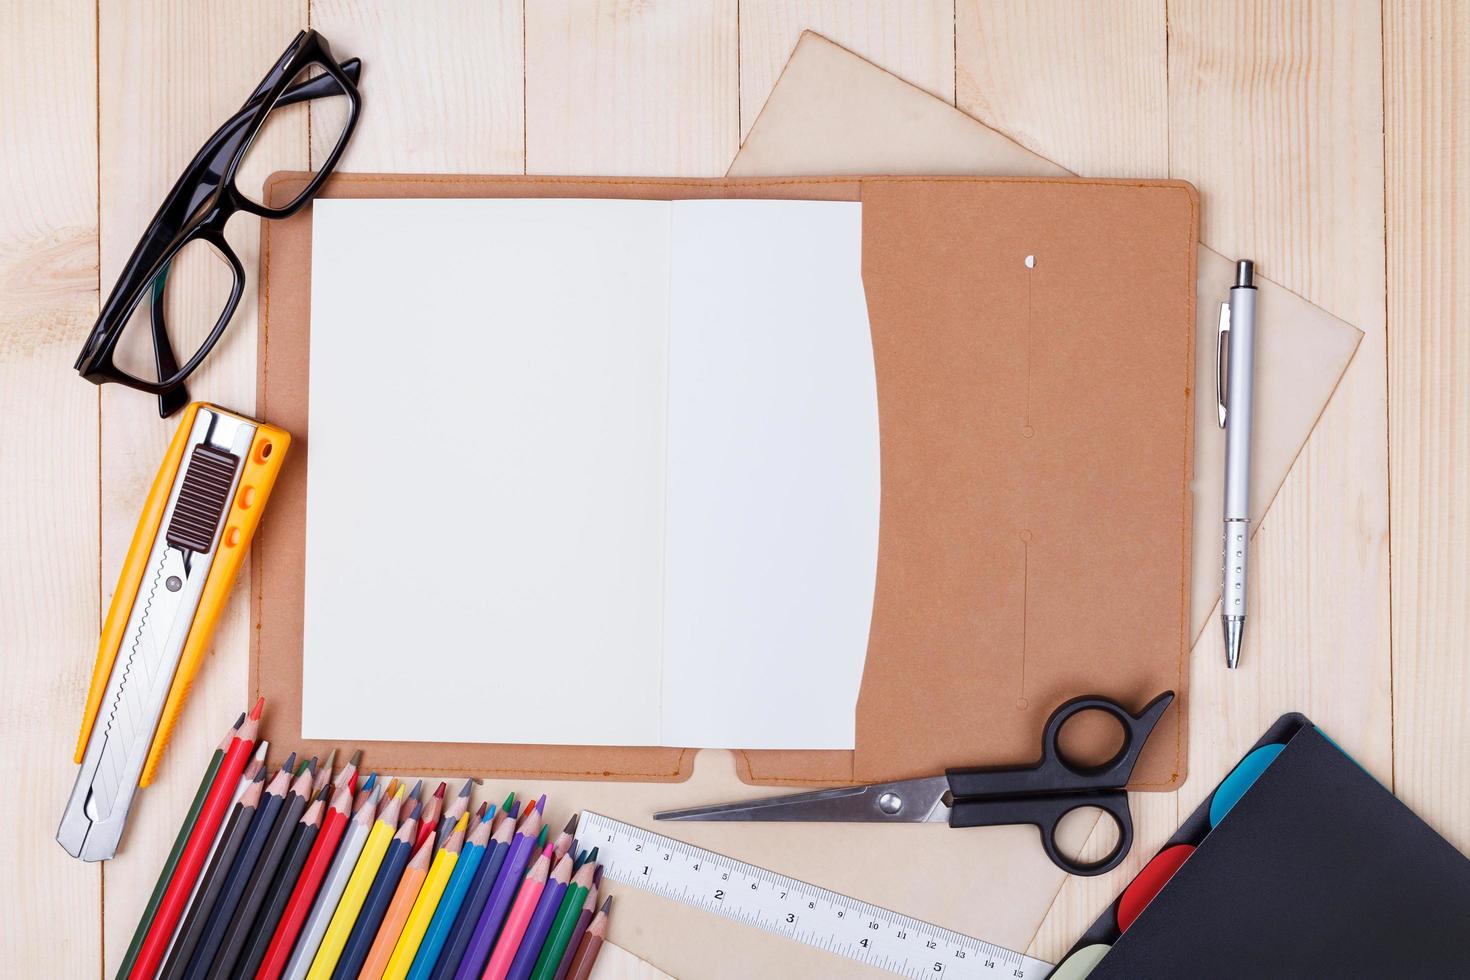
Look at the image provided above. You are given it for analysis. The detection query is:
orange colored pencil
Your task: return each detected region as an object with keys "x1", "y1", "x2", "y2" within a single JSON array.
[{"x1": 359, "y1": 831, "x2": 437, "y2": 980}]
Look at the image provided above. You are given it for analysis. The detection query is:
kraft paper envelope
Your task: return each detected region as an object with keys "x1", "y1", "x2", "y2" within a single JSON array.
[
  {"x1": 255, "y1": 171, "x2": 1196, "y2": 791},
  {"x1": 730, "y1": 32, "x2": 1363, "y2": 641}
]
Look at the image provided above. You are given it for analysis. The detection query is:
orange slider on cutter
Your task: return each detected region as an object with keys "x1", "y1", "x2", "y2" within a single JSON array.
[{"x1": 57, "y1": 403, "x2": 289, "y2": 861}]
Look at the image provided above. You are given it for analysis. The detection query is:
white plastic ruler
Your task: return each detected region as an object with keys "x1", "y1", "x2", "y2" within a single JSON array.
[{"x1": 581, "y1": 812, "x2": 1052, "y2": 979}]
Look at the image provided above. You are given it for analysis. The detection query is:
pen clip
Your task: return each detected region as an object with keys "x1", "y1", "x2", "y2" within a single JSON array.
[{"x1": 1216, "y1": 302, "x2": 1231, "y2": 428}]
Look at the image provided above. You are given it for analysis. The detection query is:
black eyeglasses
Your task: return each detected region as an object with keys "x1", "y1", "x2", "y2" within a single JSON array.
[{"x1": 76, "y1": 30, "x2": 362, "y2": 417}]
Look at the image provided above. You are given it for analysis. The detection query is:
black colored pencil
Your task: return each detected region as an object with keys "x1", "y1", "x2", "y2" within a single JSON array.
[
  {"x1": 181, "y1": 765, "x2": 291, "y2": 979},
  {"x1": 207, "y1": 766, "x2": 314, "y2": 979},
  {"x1": 159, "y1": 773, "x2": 265, "y2": 980},
  {"x1": 229, "y1": 791, "x2": 326, "y2": 980}
]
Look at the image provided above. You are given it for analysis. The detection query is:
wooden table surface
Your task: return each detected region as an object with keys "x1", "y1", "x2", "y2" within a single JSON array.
[{"x1": 3, "y1": 2, "x2": 1465, "y2": 977}]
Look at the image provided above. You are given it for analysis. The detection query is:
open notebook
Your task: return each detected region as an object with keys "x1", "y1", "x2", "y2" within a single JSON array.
[{"x1": 302, "y1": 198, "x2": 879, "y2": 750}]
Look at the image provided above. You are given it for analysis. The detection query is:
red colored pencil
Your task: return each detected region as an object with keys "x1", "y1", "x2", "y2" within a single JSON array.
[
  {"x1": 129, "y1": 698, "x2": 262, "y2": 980},
  {"x1": 417, "y1": 781, "x2": 447, "y2": 851},
  {"x1": 255, "y1": 780, "x2": 355, "y2": 980}
]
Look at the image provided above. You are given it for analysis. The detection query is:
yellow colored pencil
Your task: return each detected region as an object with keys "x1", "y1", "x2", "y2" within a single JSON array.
[
  {"x1": 304, "y1": 786, "x2": 406, "y2": 980},
  {"x1": 381, "y1": 813, "x2": 468, "y2": 980}
]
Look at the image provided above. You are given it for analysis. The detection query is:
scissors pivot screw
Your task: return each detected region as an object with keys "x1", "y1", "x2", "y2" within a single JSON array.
[{"x1": 877, "y1": 792, "x2": 903, "y2": 815}]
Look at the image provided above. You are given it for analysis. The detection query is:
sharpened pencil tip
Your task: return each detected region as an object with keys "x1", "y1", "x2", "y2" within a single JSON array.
[
  {"x1": 601, "y1": 896, "x2": 612, "y2": 913},
  {"x1": 349, "y1": 749, "x2": 363, "y2": 767},
  {"x1": 253, "y1": 768, "x2": 268, "y2": 783},
  {"x1": 476, "y1": 801, "x2": 489, "y2": 817},
  {"x1": 433, "y1": 781, "x2": 447, "y2": 800},
  {"x1": 509, "y1": 801, "x2": 522, "y2": 818},
  {"x1": 587, "y1": 846, "x2": 598, "y2": 863},
  {"x1": 408, "y1": 779, "x2": 423, "y2": 800},
  {"x1": 563, "y1": 813, "x2": 579, "y2": 834},
  {"x1": 232, "y1": 712, "x2": 246, "y2": 730},
  {"x1": 250, "y1": 696, "x2": 265, "y2": 720},
  {"x1": 457, "y1": 779, "x2": 472, "y2": 798},
  {"x1": 282, "y1": 751, "x2": 297, "y2": 774},
  {"x1": 536, "y1": 794, "x2": 547, "y2": 814},
  {"x1": 502, "y1": 791, "x2": 515, "y2": 809}
]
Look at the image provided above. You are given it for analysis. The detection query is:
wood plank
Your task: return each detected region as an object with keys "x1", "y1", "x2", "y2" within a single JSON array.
[
  {"x1": 0, "y1": 1, "x2": 101, "y2": 975},
  {"x1": 738, "y1": 0, "x2": 954, "y2": 138},
  {"x1": 1385, "y1": 0, "x2": 1470, "y2": 851},
  {"x1": 1167, "y1": 0, "x2": 1392, "y2": 809},
  {"x1": 309, "y1": 0, "x2": 524, "y2": 172},
  {"x1": 526, "y1": 0, "x2": 739, "y2": 176},
  {"x1": 96, "y1": 4, "x2": 308, "y2": 972},
  {"x1": 955, "y1": 0, "x2": 1168, "y2": 177},
  {"x1": 954, "y1": 3, "x2": 1175, "y2": 960}
]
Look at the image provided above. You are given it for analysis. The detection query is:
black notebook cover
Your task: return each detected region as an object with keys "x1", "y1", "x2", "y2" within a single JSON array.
[{"x1": 1057, "y1": 718, "x2": 1470, "y2": 978}]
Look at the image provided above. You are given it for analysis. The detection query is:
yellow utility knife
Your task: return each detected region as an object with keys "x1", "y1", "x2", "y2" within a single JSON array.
[{"x1": 58, "y1": 403, "x2": 289, "y2": 861}]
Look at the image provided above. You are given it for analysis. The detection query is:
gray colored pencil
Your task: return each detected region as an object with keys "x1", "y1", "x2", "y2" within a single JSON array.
[{"x1": 280, "y1": 782, "x2": 382, "y2": 980}]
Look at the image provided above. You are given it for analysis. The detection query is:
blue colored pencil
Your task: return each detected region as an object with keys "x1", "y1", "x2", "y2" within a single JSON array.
[
  {"x1": 452, "y1": 804, "x2": 543, "y2": 980},
  {"x1": 407, "y1": 810, "x2": 493, "y2": 979},
  {"x1": 430, "y1": 802, "x2": 518, "y2": 980},
  {"x1": 328, "y1": 804, "x2": 421, "y2": 980}
]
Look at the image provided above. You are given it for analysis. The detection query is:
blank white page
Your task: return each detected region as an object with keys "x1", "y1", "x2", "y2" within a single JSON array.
[
  {"x1": 303, "y1": 198, "x2": 671, "y2": 746},
  {"x1": 302, "y1": 197, "x2": 878, "y2": 751},
  {"x1": 661, "y1": 200, "x2": 878, "y2": 748}
]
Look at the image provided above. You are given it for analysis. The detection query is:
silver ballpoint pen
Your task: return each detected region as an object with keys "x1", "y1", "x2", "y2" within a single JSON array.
[{"x1": 1218, "y1": 259, "x2": 1257, "y2": 668}]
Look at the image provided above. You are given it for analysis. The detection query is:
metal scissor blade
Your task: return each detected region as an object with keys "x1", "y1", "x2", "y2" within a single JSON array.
[{"x1": 655, "y1": 775, "x2": 952, "y2": 824}]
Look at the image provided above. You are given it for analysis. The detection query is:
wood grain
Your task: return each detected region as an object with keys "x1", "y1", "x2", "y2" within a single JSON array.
[
  {"x1": 738, "y1": 0, "x2": 955, "y2": 137},
  {"x1": 525, "y1": 0, "x2": 740, "y2": 176},
  {"x1": 0, "y1": 1, "x2": 101, "y2": 975},
  {"x1": 310, "y1": 0, "x2": 524, "y2": 172},
  {"x1": 955, "y1": 0, "x2": 1169, "y2": 177},
  {"x1": 95, "y1": 2, "x2": 308, "y2": 972},
  {"x1": 1167, "y1": 1, "x2": 1392, "y2": 826},
  {"x1": 1385, "y1": 0, "x2": 1470, "y2": 852}
]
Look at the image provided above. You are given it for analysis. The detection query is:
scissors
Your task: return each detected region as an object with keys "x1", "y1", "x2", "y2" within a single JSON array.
[{"x1": 655, "y1": 691, "x2": 1175, "y2": 876}]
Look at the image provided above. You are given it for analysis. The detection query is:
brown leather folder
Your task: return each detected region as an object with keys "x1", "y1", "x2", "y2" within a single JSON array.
[{"x1": 253, "y1": 172, "x2": 1198, "y2": 789}]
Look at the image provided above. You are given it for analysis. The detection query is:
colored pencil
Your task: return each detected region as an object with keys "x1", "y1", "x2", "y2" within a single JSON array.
[
  {"x1": 159, "y1": 774, "x2": 265, "y2": 980},
  {"x1": 281, "y1": 783, "x2": 383, "y2": 980},
  {"x1": 529, "y1": 853, "x2": 597, "y2": 980},
  {"x1": 407, "y1": 809, "x2": 493, "y2": 980},
  {"x1": 183, "y1": 762, "x2": 292, "y2": 978},
  {"x1": 359, "y1": 831, "x2": 436, "y2": 980},
  {"x1": 333, "y1": 804, "x2": 421, "y2": 980},
  {"x1": 208, "y1": 765, "x2": 315, "y2": 979},
  {"x1": 503, "y1": 850, "x2": 572, "y2": 980},
  {"x1": 430, "y1": 803, "x2": 517, "y2": 980},
  {"x1": 465, "y1": 801, "x2": 490, "y2": 839},
  {"x1": 480, "y1": 848, "x2": 553, "y2": 980},
  {"x1": 232, "y1": 792, "x2": 325, "y2": 980},
  {"x1": 116, "y1": 715, "x2": 238, "y2": 980},
  {"x1": 131, "y1": 700, "x2": 262, "y2": 980},
  {"x1": 165, "y1": 740, "x2": 269, "y2": 962},
  {"x1": 335, "y1": 750, "x2": 362, "y2": 794},
  {"x1": 550, "y1": 868, "x2": 600, "y2": 980},
  {"x1": 452, "y1": 804, "x2": 543, "y2": 980},
  {"x1": 382, "y1": 814, "x2": 467, "y2": 980},
  {"x1": 489, "y1": 795, "x2": 516, "y2": 835},
  {"x1": 416, "y1": 782, "x2": 446, "y2": 852},
  {"x1": 312, "y1": 750, "x2": 336, "y2": 798},
  {"x1": 436, "y1": 780, "x2": 473, "y2": 851},
  {"x1": 305, "y1": 786, "x2": 408, "y2": 979},
  {"x1": 353, "y1": 773, "x2": 379, "y2": 815},
  {"x1": 549, "y1": 814, "x2": 577, "y2": 865},
  {"x1": 562, "y1": 899, "x2": 610, "y2": 980},
  {"x1": 257, "y1": 783, "x2": 354, "y2": 980}
]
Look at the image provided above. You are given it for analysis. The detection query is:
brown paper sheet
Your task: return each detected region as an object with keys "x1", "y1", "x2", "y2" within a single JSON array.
[
  {"x1": 254, "y1": 172, "x2": 1196, "y2": 789},
  {"x1": 730, "y1": 33, "x2": 1364, "y2": 642}
]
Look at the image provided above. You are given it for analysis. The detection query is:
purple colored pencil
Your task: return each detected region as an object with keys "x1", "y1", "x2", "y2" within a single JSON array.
[
  {"x1": 453, "y1": 809, "x2": 542, "y2": 980},
  {"x1": 504, "y1": 863, "x2": 570, "y2": 980}
]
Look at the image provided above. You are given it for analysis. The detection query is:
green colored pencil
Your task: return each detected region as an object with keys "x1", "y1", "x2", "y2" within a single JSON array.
[
  {"x1": 114, "y1": 713, "x2": 240, "y2": 980},
  {"x1": 529, "y1": 850, "x2": 598, "y2": 980}
]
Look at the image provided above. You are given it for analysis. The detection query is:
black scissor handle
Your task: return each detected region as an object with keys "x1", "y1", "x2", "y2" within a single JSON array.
[{"x1": 943, "y1": 691, "x2": 1174, "y2": 875}]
